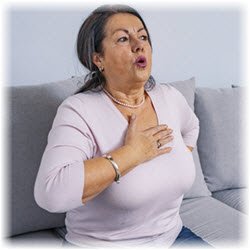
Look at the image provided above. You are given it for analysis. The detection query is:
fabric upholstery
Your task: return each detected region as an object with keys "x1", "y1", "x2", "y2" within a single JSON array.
[
  {"x1": 212, "y1": 188, "x2": 248, "y2": 214},
  {"x1": 195, "y1": 87, "x2": 247, "y2": 192},
  {"x1": 7, "y1": 78, "x2": 80, "y2": 236},
  {"x1": 5, "y1": 229, "x2": 63, "y2": 247},
  {"x1": 166, "y1": 78, "x2": 211, "y2": 199},
  {"x1": 180, "y1": 197, "x2": 247, "y2": 248}
]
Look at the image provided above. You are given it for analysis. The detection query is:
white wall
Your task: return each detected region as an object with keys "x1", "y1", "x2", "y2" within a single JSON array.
[{"x1": 8, "y1": 5, "x2": 242, "y2": 88}]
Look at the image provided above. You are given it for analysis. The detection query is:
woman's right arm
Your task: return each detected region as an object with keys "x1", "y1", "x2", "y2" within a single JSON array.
[
  {"x1": 34, "y1": 97, "x2": 173, "y2": 213},
  {"x1": 82, "y1": 114, "x2": 173, "y2": 204},
  {"x1": 82, "y1": 145, "x2": 138, "y2": 204}
]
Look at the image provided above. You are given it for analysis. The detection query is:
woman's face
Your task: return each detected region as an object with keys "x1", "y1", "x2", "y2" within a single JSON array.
[{"x1": 94, "y1": 13, "x2": 152, "y2": 89}]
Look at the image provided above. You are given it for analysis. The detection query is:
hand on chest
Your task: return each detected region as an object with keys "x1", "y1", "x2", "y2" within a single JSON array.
[{"x1": 115, "y1": 97, "x2": 159, "y2": 131}]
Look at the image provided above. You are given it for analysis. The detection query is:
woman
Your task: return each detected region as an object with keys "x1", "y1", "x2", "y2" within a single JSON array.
[{"x1": 34, "y1": 4, "x2": 211, "y2": 248}]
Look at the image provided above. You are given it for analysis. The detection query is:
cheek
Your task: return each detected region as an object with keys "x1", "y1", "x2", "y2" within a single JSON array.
[
  {"x1": 147, "y1": 47, "x2": 152, "y2": 60},
  {"x1": 109, "y1": 50, "x2": 133, "y2": 69},
  {"x1": 105, "y1": 56, "x2": 130, "y2": 76}
]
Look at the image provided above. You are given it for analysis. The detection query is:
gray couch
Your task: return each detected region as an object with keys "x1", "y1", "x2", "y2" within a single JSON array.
[{"x1": 5, "y1": 77, "x2": 248, "y2": 248}]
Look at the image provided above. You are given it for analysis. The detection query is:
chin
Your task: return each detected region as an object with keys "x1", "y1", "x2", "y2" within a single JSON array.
[
  {"x1": 135, "y1": 73, "x2": 151, "y2": 83},
  {"x1": 127, "y1": 68, "x2": 151, "y2": 85}
]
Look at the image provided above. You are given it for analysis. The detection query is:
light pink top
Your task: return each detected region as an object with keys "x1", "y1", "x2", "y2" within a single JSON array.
[{"x1": 34, "y1": 83, "x2": 199, "y2": 248}]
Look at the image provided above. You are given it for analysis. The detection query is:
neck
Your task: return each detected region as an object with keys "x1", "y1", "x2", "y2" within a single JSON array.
[{"x1": 104, "y1": 85, "x2": 145, "y2": 106}]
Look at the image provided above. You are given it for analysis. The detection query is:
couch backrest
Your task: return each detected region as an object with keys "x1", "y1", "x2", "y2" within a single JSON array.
[
  {"x1": 8, "y1": 76, "x2": 219, "y2": 236},
  {"x1": 7, "y1": 77, "x2": 84, "y2": 236},
  {"x1": 194, "y1": 86, "x2": 247, "y2": 192}
]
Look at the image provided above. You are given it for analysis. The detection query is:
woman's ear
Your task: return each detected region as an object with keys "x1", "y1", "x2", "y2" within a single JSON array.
[{"x1": 92, "y1": 52, "x2": 103, "y2": 69}]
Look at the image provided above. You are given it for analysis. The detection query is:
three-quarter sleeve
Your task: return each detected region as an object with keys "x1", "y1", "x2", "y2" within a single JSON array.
[
  {"x1": 34, "y1": 96, "x2": 96, "y2": 213},
  {"x1": 171, "y1": 86, "x2": 200, "y2": 148}
]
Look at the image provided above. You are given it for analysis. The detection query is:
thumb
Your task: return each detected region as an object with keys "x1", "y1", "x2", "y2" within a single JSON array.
[{"x1": 128, "y1": 114, "x2": 137, "y2": 130}]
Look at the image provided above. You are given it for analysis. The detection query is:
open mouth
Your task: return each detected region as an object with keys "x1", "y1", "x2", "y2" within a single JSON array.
[{"x1": 135, "y1": 56, "x2": 147, "y2": 68}]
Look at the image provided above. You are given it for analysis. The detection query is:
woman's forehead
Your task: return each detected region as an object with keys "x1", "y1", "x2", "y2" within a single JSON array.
[{"x1": 104, "y1": 13, "x2": 144, "y2": 36}]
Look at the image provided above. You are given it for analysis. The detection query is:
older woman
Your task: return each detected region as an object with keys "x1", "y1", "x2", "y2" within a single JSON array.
[{"x1": 34, "y1": 4, "x2": 211, "y2": 248}]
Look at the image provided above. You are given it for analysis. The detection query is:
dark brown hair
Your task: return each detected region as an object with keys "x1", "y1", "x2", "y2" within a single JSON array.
[{"x1": 74, "y1": 4, "x2": 155, "y2": 94}]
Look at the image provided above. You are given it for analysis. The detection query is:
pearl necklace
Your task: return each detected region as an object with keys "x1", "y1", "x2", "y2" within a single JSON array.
[{"x1": 103, "y1": 88, "x2": 145, "y2": 108}]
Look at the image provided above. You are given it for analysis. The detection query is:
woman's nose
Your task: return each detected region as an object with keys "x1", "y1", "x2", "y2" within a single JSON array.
[{"x1": 131, "y1": 38, "x2": 144, "y2": 53}]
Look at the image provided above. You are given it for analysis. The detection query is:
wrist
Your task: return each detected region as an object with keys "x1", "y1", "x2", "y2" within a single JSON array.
[
  {"x1": 107, "y1": 145, "x2": 141, "y2": 178},
  {"x1": 122, "y1": 145, "x2": 142, "y2": 166}
]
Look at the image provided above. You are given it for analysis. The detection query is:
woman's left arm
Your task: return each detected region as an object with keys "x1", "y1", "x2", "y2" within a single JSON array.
[{"x1": 170, "y1": 86, "x2": 200, "y2": 151}]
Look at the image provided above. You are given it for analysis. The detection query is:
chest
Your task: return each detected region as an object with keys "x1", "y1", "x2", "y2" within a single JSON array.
[
  {"x1": 114, "y1": 99, "x2": 159, "y2": 131},
  {"x1": 84, "y1": 91, "x2": 196, "y2": 208},
  {"x1": 91, "y1": 93, "x2": 179, "y2": 155}
]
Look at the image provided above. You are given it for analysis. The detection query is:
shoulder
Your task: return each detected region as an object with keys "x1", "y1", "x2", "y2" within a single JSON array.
[
  {"x1": 152, "y1": 83, "x2": 189, "y2": 112},
  {"x1": 59, "y1": 90, "x2": 102, "y2": 109},
  {"x1": 54, "y1": 91, "x2": 103, "y2": 129}
]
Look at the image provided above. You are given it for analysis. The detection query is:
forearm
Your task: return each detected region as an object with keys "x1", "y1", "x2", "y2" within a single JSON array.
[{"x1": 82, "y1": 145, "x2": 139, "y2": 204}]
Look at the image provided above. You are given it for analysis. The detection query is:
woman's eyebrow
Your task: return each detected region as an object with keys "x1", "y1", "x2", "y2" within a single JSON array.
[{"x1": 111, "y1": 27, "x2": 145, "y2": 36}]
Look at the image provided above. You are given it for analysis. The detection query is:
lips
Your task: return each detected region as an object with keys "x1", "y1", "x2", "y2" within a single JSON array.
[{"x1": 134, "y1": 55, "x2": 147, "y2": 68}]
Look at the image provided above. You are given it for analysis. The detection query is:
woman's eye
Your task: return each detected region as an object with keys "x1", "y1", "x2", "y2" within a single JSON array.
[
  {"x1": 140, "y1": 35, "x2": 148, "y2": 41},
  {"x1": 118, "y1": 37, "x2": 128, "y2": 42}
]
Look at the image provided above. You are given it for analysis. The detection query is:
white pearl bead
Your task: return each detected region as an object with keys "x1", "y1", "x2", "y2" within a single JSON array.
[{"x1": 103, "y1": 89, "x2": 145, "y2": 109}]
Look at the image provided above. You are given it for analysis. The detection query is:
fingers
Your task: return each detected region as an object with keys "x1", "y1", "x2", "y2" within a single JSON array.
[
  {"x1": 144, "y1": 124, "x2": 174, "y2": 150},
  {"x1": 125, "y1": 118, "x2": 174, "y2": 163},
  {"x1": 158, "y1": 135, "x2": 174, "y2": 145},
  {"x1": 153, "y1": 128, "x2": 173, "y2": 142},
  {"x1": 157, "y1": 146, "x2": 172, "y2": 156},
  {"x1": 144, "y1": 124, "x2": 171, "y2": 136},
  {"x1": 128, "y1": 114, "x2": 137, "y2": 131},
  {"x1": 131, "y1": 119, "x2": 173, "y2": 137}
]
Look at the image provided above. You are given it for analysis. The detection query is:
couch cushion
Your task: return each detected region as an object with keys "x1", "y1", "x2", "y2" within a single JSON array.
[
  {"x1": 54, "y1": 226, "x2": 67, "y2": 240},
  {"x1": 180, "y1": 197, "x2": 247, "y2": 248},
  {"x1": 212, "y1": 188, "x2": 248, "y2": 214},
  {"x1": 195, "y1": 87, "x2": 247, "y2": 192},
  {"x1": 5, "y1": 229, "x2": 64, "y2": 247},
  {"x1": 7, "y1": 77, "x2": 80, "y2": 236},
  {"x1": 166, "y1": 77, "x2": 211, "y2": 199}
]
